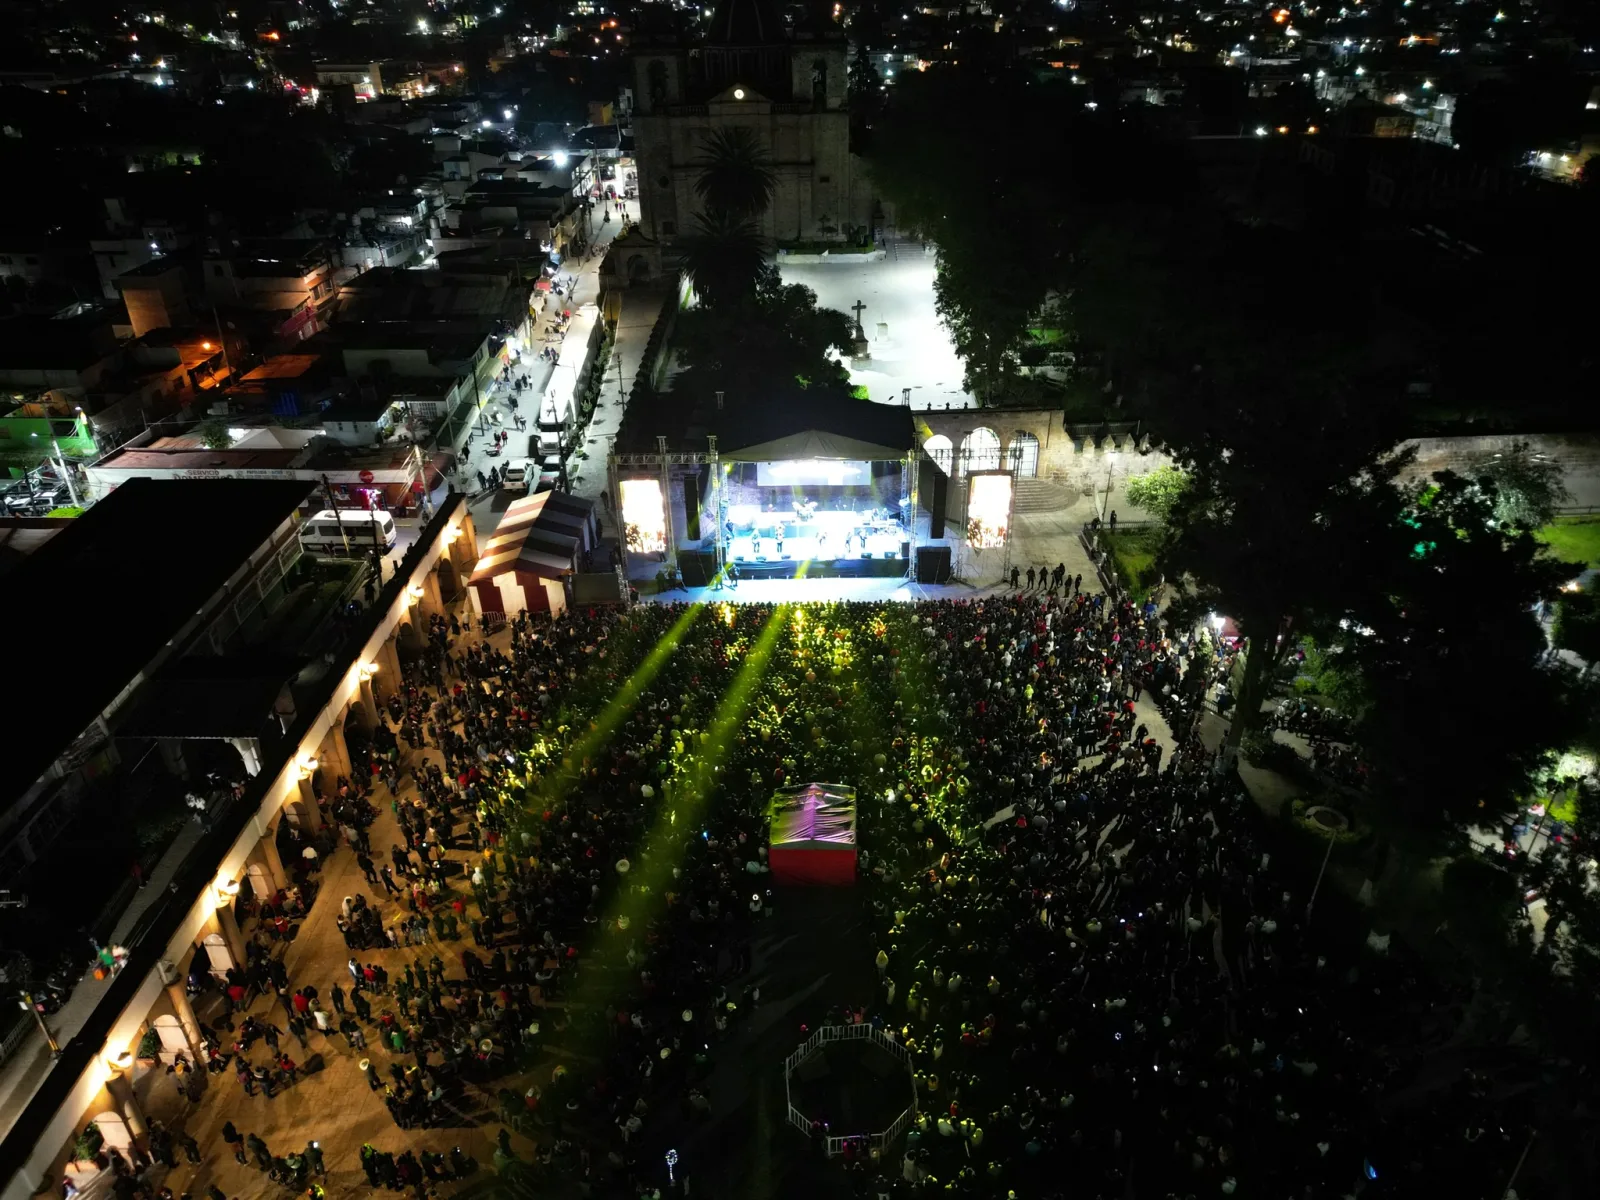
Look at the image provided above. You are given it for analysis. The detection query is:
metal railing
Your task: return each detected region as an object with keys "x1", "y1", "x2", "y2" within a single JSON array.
[
  {"x1": 783, "y1": 1024, "x2": 917, "y2": 1158},
  {"x1": 0, "y1": 1017, "x2": 34, "y2": 1070}
]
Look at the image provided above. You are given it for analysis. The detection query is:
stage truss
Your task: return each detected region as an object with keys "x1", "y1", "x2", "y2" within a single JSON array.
[{"x1": 609, "y1": 438, "x2": 921, "y2": 586}]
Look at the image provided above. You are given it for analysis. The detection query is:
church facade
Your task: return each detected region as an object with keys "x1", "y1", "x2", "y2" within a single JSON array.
[{"x1": 630, "y1": 0, "x2": 878, "y2": 245}]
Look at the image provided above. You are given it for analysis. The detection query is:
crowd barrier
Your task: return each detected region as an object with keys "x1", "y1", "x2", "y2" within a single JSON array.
[{"x1": 782, "y1": 1024, "x2": 918, "y2": 1159}]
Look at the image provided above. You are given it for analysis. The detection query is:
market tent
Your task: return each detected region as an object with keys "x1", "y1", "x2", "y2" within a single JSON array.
[
  {"x1": 767, "y1": 782, "x2": 858, "y2": 886},
  {"x1": 468, "y1": 490, "x2": 597, "y2": 617}
]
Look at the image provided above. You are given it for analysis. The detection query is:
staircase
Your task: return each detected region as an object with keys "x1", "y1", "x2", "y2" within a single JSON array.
[{"x1": 1012, "y1": 476, "x2": 1080, "y2": 514}]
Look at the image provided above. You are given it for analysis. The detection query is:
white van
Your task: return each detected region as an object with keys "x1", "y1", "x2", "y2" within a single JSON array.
[
  {"x1": 503, "y1": 458, "x2": 532, "y2": 493},
  {"x1": 299, "y1": 508, "x2": 397, "y2": 554}
]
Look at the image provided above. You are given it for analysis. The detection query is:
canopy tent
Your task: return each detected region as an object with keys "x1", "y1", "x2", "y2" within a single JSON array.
[
  {"x1": 709, "y1": 390, "x2": 913, "y2": 463},
  {"x1": 767, "y1": 782, "x2": 858, "y2": 886},
  {"x1": 722, "y1": 429, "x2": 905, "y2": 464},
  {"x1": 468, "y1": 490, "x2": 597, "y2": 617}
]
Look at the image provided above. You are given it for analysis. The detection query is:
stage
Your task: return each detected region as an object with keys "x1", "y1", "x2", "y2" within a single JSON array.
[{"x1": 724, "y1": 506, "x2": 908, "y2": 578}]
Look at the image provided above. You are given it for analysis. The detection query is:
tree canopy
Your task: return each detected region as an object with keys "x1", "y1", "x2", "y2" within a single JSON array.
[
  {"x1": 1326, "y1": 473, "x2": 1581, "y2": 828},
  {"x1": 1124, "y1": 465, "x2": 1189, "y2": 523}
]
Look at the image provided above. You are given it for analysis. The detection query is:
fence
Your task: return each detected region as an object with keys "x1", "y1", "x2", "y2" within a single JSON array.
[
  {"x1": 0, "y1": 1015, "x2": 34, "y2": 1070},
  {"x1": 783, "y1": 1024, "x2": 918, "y2": 1159}
]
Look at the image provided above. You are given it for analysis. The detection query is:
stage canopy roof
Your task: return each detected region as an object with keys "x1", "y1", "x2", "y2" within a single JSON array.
[
  {"x1": 769, "y1": 782, "x2": 858, "y2": 849},
  {"x1": 710, "y1": 390, "x2": 913, "y2": 463},
  {"x1": 470, "y1": 489, "x2": 594, "y2": 583}
]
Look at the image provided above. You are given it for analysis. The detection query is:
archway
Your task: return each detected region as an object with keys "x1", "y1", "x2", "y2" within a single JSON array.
[
  {"x1": 1007, "y1": 432, "x2": 1040, "y2": 478},
  {"x1": 246, "y1": 861, "x2": 275, "y2": 901},
  {"x1": 91, "y1": 1112, "x2": 133, "y2": 1153},
  {"x1": 436, "y1": 557, "x2": 461, "y2": 602},
  {"x1": 285, "y1": 797, "x2": 318, "y2": 831},
  {"x1": 923, "y1": 434, "x2": 953, "y2": 476},
  {"x1": 200, "y1": 932, "x2": 233, "y2": 979},
  {"x1": 959, "y1": 427, "x2": 1001, "y2": 475},
  {"x1": 397, "y1": 615, "x2": 425, "y2": 654},
  {"x1": 151, "y1": 1014, "x2": 190, "y2": 1064},
  {"x1": 627, "y1": 254, "x2": 652, "y2": 283}
]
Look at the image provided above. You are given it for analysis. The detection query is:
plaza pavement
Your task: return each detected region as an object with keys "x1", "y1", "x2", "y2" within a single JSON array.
[{"x1": 126, "y1": 624, "x2": 563, "y2": 1200}]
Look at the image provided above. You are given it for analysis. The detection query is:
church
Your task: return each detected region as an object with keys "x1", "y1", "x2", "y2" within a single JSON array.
[{"x1": 630, "y1": 0, "x2": 878, "y2": 246}]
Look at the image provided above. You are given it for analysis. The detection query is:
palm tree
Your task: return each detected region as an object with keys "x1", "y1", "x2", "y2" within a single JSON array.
[
  {"x1": 691, "y1": 128, "x2": 777, "y2": 222},
  {"x1": 679, "y1": 212, "x2": 771, "y2": 307}
]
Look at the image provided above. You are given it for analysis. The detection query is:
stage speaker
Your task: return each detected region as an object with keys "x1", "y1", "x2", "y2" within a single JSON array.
[
  {"x1": 920, "y1": 461, "x2": 949, "y2": 539},
  {"x1": 900, "y1": 540, "x2": 910, "y2": 560},
  {"x1": 916, "y1": 545, "x2": 952, "y2": 584},
  {"x1": 678, "y1": 551, "x2": 715, "y2": 587},
  {"x1": 861, "y1": 551, "x2": 873, "y2": 559},
  {"x1": 684, "y1": 475, "x2": 701, "y2": 541}
]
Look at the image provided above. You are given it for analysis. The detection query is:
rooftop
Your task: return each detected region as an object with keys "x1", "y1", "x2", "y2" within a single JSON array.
[
  {"x1": 0, "y1": 478, "x2": 314, "y2": 812},
  {"x1": 241, "y1": 354, "x2": 325, "y2": 382}
]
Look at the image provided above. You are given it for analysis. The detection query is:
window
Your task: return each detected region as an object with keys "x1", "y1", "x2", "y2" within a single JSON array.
[
  {"x1": 818, "y1": 175, "x2": 830, "y2": 183},
  {"x1": 661, "y1": 221, "x2": 676, "y2": 236},
  {"x1": 0, "y1": 256, "x2": 11, "y2": 265},
  {"x1": 657, "y1": 174, "x2": 671, "y2": 189},
  {"x1": 212, "y1": 264, "x2": 224, "y2": 277}
]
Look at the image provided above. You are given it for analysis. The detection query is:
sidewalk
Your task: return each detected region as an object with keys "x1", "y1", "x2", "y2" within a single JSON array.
[
  {"x1": 566, "y1": 284, "x2": 670, "y2": 535},
  {"x1": 118, "y1": 629, "x2": 542, "y2": 1200}
]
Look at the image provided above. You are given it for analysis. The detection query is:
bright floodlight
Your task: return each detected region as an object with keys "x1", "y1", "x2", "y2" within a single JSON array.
[
  {"x1": 620, "y1": 479, "x2": 668, "y2": 554},
  {"x1": 553, "y1": 150, "x2": 569, "y2": 167},
  {"x1": 966, "y1": 473, "x2": 1013, "y2": 549},
  {"x1": 503, "y1": 107, "x2": 514, "y2": 120},
  {"x1": 417, "y1": 18, "x2": 429, "y2": 33}
]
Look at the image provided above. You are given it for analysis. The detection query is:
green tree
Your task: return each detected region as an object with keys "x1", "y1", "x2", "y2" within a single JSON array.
[
  {"x1": 866, "y1": 53, "x2": 1067, "y2": 403},
  {"x1": 1467, "y1": 440, "x2": 1571, "y2": 529},
  {"x1": 672, "y1": 278, "x2": 854, "y2": 404},
  {"x1": 1334, "y1": 473, "x2": 1582, "y2": 829},
  {"x1": 691, "y1": 128, "x2": 777, "y2": 222},
  {"x1": 1554, "y1": 586, "x2": 1600, "y2": 670},
  {"x1": 847, "y1": 43, "x2": 883, "y2": 140},
  {"x1": 198, "y1": 418, "x2": 234, "y2": 450},
  {"x1": 679, "y1": 213, "x2": 773, "y2": 309},
  {"x1": 1124, "y1": 465, "x2": 1189, "y2": 522},
  {"x1": 1523, "y1": 786, "x2": 1600, "y2": 992}
]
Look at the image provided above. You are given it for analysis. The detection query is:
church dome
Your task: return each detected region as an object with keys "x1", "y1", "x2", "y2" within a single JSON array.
[{"x1": 706, "y1": 0, "x2": 786, "y2": 45}]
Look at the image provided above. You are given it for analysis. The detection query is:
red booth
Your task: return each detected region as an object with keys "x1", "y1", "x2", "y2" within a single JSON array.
[{"x1": 767, "y1": 783, "x2": 858, "y2": 886}]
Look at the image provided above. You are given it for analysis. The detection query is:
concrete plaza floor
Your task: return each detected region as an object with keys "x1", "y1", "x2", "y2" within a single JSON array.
[
  {"x1": 778, "y1": 239, "x2": 975, "y2": 411},
  {"x1": 125, "y1": 686, "x2": 548, "y2": 1200}
]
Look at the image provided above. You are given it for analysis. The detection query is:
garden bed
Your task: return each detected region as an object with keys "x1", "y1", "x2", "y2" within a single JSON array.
[
  {"x1": 1101, "y1": 527, "x2": 1164, "y2": 597},
  {"x1": 1536, "y1": 516, "x2": 1600, "y2": 567}
]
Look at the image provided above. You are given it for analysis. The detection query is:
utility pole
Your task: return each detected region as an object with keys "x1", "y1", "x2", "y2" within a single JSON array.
[
  {"x1": 19, "y1": 992, "x2": 62, "y2": 1058},
  {"x1": 1306, "y1": 833, "x2": 1336, "y2": 923},
  {"x1": 321, "y1": 473, "x2": 350, "y2": 555},
  {"x1": 1502, "y1": 1129, "x2": 1536, "y2": 1200},
  {"x1": 51, "y1": 440, "x2": 80, "y2": 507}
]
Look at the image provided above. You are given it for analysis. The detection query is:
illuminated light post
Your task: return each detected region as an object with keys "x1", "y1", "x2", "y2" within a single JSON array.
[{"x1": 665, "y1": 1149, "x2": 678, "y2": 1184}]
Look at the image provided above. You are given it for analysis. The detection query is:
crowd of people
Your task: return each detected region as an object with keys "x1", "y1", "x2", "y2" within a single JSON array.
[{"x1": 88, "y1": 582, "x2": 1543, "y2": 1200}]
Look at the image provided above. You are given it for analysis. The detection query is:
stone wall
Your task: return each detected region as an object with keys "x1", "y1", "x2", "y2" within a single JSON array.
[
  {"x1": 1397, "y1": 432, "x2": 1600, "y2": 482},
  {"x1": 918, "y1": 409, "x2": 1170, "y2": 495},
  {"x1": 916, "y1": 416, "x2": 1600, "y2": 509}
]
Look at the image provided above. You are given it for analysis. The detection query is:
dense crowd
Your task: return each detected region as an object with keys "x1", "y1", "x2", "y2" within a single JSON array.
[{"x1": 89, "y1": 584, "x2": 1537, "y2": 1200}]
